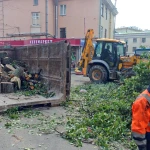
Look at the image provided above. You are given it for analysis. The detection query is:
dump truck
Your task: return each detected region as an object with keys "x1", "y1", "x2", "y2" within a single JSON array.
[{"x1": 0, "y1": 41, "x2": 71, "y2": 112}]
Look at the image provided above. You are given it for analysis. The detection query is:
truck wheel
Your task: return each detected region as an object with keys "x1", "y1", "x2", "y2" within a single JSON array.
[{"x1": 89, "y1": 65, "x2": 108, "y2": 83}]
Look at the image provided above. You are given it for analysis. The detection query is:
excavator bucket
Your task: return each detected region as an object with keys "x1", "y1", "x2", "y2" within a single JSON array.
[{"x1": 75, "y1": 67, "x2": 83, "y2": 75}]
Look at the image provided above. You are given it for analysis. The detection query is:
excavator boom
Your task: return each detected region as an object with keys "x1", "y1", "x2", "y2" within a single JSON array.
[{"x1": 75, "y1": 29, "x2": 95, "y2": 76}]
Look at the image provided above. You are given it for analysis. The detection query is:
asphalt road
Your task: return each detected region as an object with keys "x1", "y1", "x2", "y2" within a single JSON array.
[{"x1": 0, "y1": 74, "x2": 98, "y2": 150}]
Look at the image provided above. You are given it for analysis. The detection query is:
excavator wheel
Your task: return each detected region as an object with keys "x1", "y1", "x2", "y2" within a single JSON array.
[{"x1": 89, "y1": 65, "x2": 108, "y2": 84}]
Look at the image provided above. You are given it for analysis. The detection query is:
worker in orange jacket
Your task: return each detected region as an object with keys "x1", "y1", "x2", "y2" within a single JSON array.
[{"x1": 131, "y1": 85, "x2": 150, "y2": 150}]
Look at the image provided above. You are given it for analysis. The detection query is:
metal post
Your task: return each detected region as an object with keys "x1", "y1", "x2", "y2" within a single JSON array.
[
  {"x1": 99, "y1": 0, "x2": 102, "y2": 38},
  {"x1": 113, "y1": 0, "x2": 117, "y2": 39},
  {"x1": 55, "y1": 0, "x2": 58, "y2": 38},
  {"x1": 45, "y1": 0, "x2": 48, "y2": 38}
]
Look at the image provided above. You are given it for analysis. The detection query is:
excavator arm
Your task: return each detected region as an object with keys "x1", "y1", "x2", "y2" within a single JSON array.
[{"x1": 75, "y1": 29, "x2": 95, "y2": 76}]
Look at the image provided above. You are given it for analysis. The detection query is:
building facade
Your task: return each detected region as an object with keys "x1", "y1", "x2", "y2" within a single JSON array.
[
  {"x1": 115, "y1": 27, "x2": 150, "y2": 55},
  {"x1": 58, "y1": 0, "x2": 117, "y2": 38},
  {"x1": 0, "y1": 0, "x2": 117, "y2": 40},
  {"x1": 115, "y1": 27, "x2": 143, "y2": 34}
]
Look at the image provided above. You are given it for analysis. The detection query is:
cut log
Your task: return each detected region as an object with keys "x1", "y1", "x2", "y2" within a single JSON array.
[
  {"x1": 9, "y1": 67, "x2": 24, "y2": 78},
  {"x1": 1, "y1": 82, "x2": 14, "y2": 93},
  {"x1": 1, "y1": 70, "x2": 10, "y2": 82},
  {"x1": 10, "y1": 76, "x2": 21, "y2": 89},
  {"x1": 5, "y1": 64, "x2": 16, "y2": 71}
]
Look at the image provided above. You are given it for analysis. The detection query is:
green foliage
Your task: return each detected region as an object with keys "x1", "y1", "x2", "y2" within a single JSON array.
[
  {"x1": 17, "y1": 83, "x2": 55, "y2": 98},
  {"x1": 5, "y1": 122, "x2": 12, "y2": 128},
  {"x1": 140, "y1": 45, "x2": 146, "y2": 49},
  {"x1": 5, "y1": 107, "x2": 19, "y2": 119},
  {"x1": 118, "y1": 60, "x2": 150, "y2": 97},
  {"x1": 4, "y1": 107, "x2": 42, "y2": 120},
  {"x1": 3, "y1": 107, "x2": 64, "y2": 136},
  {"x1": 64, "y1": 84, "x2": 135, "y2": 149},
  {"x1": 64, "y1": 59, "x2": 150, "y2": 149}
]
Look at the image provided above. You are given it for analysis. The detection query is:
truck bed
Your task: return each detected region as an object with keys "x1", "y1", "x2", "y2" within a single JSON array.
[
  {"x1": 0, "y1": 93, "x2": 64, "y2": 112},
  {"x1": 0, "y1": 41, "x2": 71, "y2": 112}
]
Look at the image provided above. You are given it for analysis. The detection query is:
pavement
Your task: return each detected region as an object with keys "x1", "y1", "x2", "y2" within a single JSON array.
[
  {"x1": 71, "y1": 73, "x2": 91, "y2": 87},
  {"x1": 0, "y1": 74, "x2": 98, "y2": 150},
  {"x1": 0, "y1": 107, "x2": 98, "y2": 150}
]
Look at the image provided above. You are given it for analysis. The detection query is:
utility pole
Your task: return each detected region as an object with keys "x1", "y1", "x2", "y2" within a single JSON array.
[
  {"x1": 2, "y1": 0, "x2": 4, "y2": 37},
  {"x1": 0, "y1": 0, "x2": 4, "y2": 37},
  {"x1": 55, "y1": 0, "x2": 58, "y2": 38},
  {"x1": 45, "y1": 0, "x2": 48, "y2": 38},
  {"x1": 99, "y1": 0, "x2": 102, "y2": 38}
]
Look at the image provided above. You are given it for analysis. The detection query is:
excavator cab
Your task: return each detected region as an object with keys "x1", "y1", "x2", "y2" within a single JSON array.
[{"x1": 93, "y1": 39, "x2": 125, "y2": 68}]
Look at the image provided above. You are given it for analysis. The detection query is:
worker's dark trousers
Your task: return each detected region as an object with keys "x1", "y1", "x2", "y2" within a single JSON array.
[
  {"x1": 148, "y1": 141, "x2": 150, "y2": 149},
  {"x1": 147, "y1": 133, "x2": 150, "y2": 150},
  {"x1": 138, "y1": 140, "x2": 150, "y2": 150}
]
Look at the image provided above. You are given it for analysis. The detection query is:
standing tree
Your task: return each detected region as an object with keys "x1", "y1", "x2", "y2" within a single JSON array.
[{"x1": 140, "y1": 45, "x2": 146, "y2": 49}]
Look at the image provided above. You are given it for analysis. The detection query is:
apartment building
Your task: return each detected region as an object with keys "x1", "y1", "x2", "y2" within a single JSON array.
[
  {"x1": 0, "y1": 0, "x2": 54, "y2": 40},
  {"x1": 0, "y1": 0, "x2": 117, "y2": 40},
  {"x1": 115, "y1": 27, "x2": 143, "y2": 34},
  {"x1": 115, "y1": 27, "x2": 150, "y2": 55},
  {"x1": 58, "y1": 0, "x2": 117, "y2": 38}
]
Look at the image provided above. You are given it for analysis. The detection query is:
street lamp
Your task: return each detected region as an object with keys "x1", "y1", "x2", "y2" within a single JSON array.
[{"x1": 113, "y1": 0, "x2": 117, "y2": 39}]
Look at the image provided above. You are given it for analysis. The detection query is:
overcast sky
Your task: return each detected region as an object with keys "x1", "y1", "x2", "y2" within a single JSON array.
[{"x1": 112, "y1": 0, "x2": 150, "y2": 30}]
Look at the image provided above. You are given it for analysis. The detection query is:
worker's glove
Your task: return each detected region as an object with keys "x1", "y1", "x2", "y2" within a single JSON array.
[{"x1": 138, "y1": 145, "x2": 147, "y2": 150}]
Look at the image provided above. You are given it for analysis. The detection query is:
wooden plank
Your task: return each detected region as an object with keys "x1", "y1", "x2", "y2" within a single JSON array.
[{"x1": 0, "y1": 93, "x2": 65, "y2": 112}]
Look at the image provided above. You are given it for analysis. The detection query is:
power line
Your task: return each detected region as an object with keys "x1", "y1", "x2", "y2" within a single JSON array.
[{"x1": 45, "y1": 0, "x2": 48, "y2": 38}]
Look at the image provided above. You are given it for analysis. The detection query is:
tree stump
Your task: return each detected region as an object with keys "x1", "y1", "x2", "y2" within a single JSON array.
[{"x1": 1, "y1": 82, "x2": 14, "y2": 93}]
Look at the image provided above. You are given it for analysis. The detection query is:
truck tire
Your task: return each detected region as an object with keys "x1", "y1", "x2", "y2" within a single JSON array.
[{"x1": 89, "y1": 65, "x2": 108, "y2": 83}]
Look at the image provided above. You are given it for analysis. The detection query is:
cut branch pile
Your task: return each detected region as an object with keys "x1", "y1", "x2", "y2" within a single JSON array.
[
  {"x1": 0, "y1": 52, "x2": 55, "y2": 98},
  {"x1": 63, "y1": 57, "x2": 150, "y2": 149}
]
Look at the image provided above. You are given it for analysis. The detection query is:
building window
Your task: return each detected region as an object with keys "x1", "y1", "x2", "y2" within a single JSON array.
[
  {"x1": 101, "y1": 3, "x2": 104, "y2": 17},
  {"x1": 106, "y1": 7, "x2": 107, "y2": 20},
  {"x1": 132, "y1": 47, "x2": 137, "y2": 52},
  {"x1": 60, "y1": 28, "x2": 66, "y2": 38},
  {"x1": 142, "y1": 38, "x2": 146, "y2": 43},
  {"x1": 60, "y1": 5, "x2": 66, "y2": 16},
  {"x1": 33, "y1": 0, "x2": 38, "y2": 6},
  {"x1": 105, "y1": 29, "x2": 107, "y2": 38},
  {"x1": 32, "y1": 12, "x2": 40, "y2": 26},
  {"x1": 133, "y1": 38, "x2": 137, "y2": 43}
]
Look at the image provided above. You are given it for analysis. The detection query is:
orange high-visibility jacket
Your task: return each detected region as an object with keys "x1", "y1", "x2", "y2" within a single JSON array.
[{"x1": 131, "y1": 89, "x2": 150, "y2": 147}]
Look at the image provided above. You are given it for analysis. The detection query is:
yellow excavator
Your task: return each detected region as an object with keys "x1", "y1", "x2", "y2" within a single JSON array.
[{"x1": 75, "y1": 29, "x2": 142, "y2": 83}]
